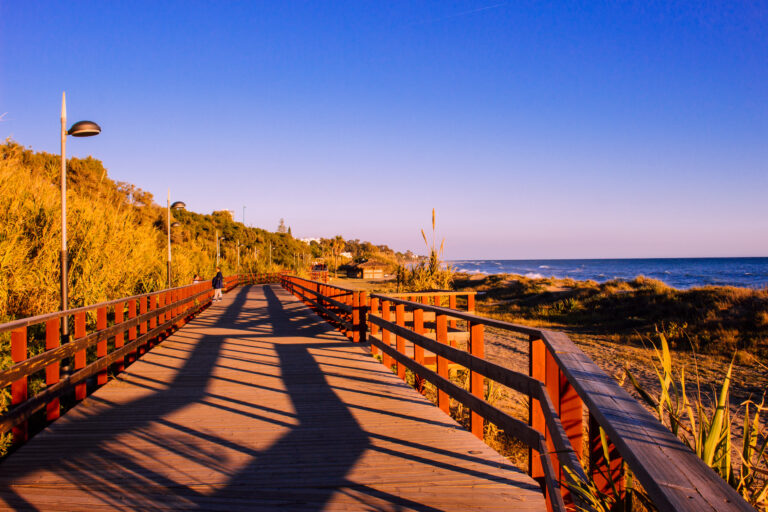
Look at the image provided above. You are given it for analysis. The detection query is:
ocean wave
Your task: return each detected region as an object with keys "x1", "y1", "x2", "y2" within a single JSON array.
[
  {"x1": 525, "y1": 272, "x2": 544, "y2": 279},
  {"x1": 539, "y1": 265, "x2": 550, "y2": 269}
]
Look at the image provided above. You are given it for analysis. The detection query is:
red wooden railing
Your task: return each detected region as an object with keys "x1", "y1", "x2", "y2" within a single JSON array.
[
  {"x1": 0, "y1": 272, "x2": 281, "y2": 449},
  {"x1": 280, "y1": 275, "x2": 752, "y2": 512}
]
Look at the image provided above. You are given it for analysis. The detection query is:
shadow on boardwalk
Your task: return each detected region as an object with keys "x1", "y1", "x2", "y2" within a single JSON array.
[{"x1": 0, "y1": 285, "x2": 462, "y2": 511}]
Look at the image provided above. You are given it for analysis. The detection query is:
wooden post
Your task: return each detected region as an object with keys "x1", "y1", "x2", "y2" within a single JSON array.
[
  {"x1": 545, "y1": 347, "x2": 582, "y2": 500},
  {"x1": 352, "y1": 291, "x2": 361, "y2": 342},
  {"x1": 114, "y1": 302, "x2": 125, "y2": 373},
  {"x1": 45, "y1": 319, "x2": 60, "y2": 421},
  {"x1": 436, "y1": 313, "x2": 450, "y2": 414},
  {"x1": 395, "y1": 303, "x2": 405, "y2": 379},
  {"x1": 11, "y1": 327, "x2": 28, "y2": 444},
  {"x1": 469, "y1": 322, "x2": 485, "y2": 439},
  {"x1": 382, "y1": 300, "x2": 392, "y2": 370},
  {"x1": 449, "y1": 295, "x2": 457, "y2": 329},
  {"x1": 127, "y1": 299, "x2": 137, "y2": 365},
  {"x1": 529, "y1": 335, "x2": 546, "y2": 479},
  {"x1": 96, "y1": 306, "x2": 108, "y2": 386},
  {"x1": 138, "y1": 295, "x2": 148, "y2": 356},
  {"x1": 468, "y1": 293, "x2": 475, "y2": 313},
  {"x1": 149, "y1": 293, "x2": 157, "y2": 331},
  {"x1": 369, "y1": 297, "x2": 379, "y2": 357},
  {"x1": 589, "y1": 413, "x2": 625, "y2": 499},
  {"x1": 74, "y1": 311, "x2": 86, "y2": 401},
  {"x1": 413, "y1": 307, "x2": 424, "y2": 365},
  {"x1": 358, "y1": 291, "x2": 367, "y2": 343}
]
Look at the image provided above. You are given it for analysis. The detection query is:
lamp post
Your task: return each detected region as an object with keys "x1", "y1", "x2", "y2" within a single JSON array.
[
  {"x1": 60, "y1": 92, "x2": 101, "y2": 339},
  {"x1": 216, "y1": 233, "x2": 226, "y2": 267},
  {"x1": 166, "y1": 190, "x2": 186, "y2": 288}
]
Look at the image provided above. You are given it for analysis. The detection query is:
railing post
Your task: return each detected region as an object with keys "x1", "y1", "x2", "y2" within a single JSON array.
[
  {"x1": 74, "y1": 311, "x2": 86, "y2": 401},
  {"x1": 359, "y1": 291, "x2": 367, "y2": 343},
  {"x1": 138, "y1": 295, "x2": 148, "y2": 356},
  {"x1": 149, "y1": 293, "x2": 157, "y2": 337},
  {"x1": 546, "y1": 345, "x2": 583, "y2": 501},
  {"x1": 530, "y1": 334, "x2": 586, "y2": 501},
  {"x1": 352, "y1": 291, "x2": 361, "y2": 342},
  {"x1": 369, "y1": 297, "x2": 379, "y2": 357},
  {"x1": 413, "y1": 307, "x2": 424, "y2": 365},
  {"x1": 381, "y1": 300, "x2": 392, "y2": 370},
  {"x1": 127, "y1": 299, "x2": 137, "y2": 365},
  {"x1": 449, "y1": 295, "x2": 457, "y2": 329},
  {"x1": 467, "y1": 293, "x2": 475, "y2": 313},
  {"x1": 45, "y1": 318, "x2": 60, "y2": 421},
  {"x1": 11, "y1": 327, "x2": 28, "y2": 444},
  {"x1": 529, "y1": 334, "x2": 546, "y2": 479},
  {"x1": 114, "y1": 302, "x2": 125, "y2": 373},
  {"x1": 395, "y1": 303, "x2": 405, "y2": 379},
  {"x1": 96, "y1": 306, "x2": 108, "y2": 386},
  {"x1": 469, "y1": 321, "x2": 485, "y2": 439},
  {"x1": 436, "y1": 313, "x2": 449, "y2": 414}
]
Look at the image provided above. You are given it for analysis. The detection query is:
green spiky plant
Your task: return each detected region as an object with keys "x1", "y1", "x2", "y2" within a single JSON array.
[{"x1": 626, "y1": 333, "x2": 768, "y2": 509}]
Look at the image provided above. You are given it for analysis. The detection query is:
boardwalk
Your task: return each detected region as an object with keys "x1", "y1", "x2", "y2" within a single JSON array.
[{"x1": 0, "y1": 285, "x2": 544, "y2": 511}]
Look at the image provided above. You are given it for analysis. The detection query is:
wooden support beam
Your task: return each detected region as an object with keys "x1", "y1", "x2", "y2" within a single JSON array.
[
  {"x1": 74, "y1": 311, "x2": 86, "y2": 401},
  {"x1": 436, "y1": 313, "x2": 449, "y2": 414},
  {"x1": 45, "y1": 319, "x2": 60, "y2": 421},
  {"x1": 11, "y1": 327, "x2": 27, "y2": 444},
  {"x1": 395, "y1": 303, "x2": 405, "y2": 379},
  {"x1": 96, "y1": 306, "x2": 107, "y2": 386},
  {"x1": 529, "y1": 335, "x2": 546, "y2": 479},
  {"x1": 469, "y1": 322, "x2": 484, "y2": 439}
]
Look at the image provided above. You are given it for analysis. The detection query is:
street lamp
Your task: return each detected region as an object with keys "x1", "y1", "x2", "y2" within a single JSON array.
[
  {"x1": 166, "y1": 189, "x2": 186, "y2": 288},
  {"x1": 216, "y1": 233, "x2": 227, "y2": 267},
  {"x1": 60, "y1": 92, "x2": 100, "y2": 339}
]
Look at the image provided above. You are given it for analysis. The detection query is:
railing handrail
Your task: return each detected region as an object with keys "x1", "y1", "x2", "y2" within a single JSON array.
[
  {"x1": 0, "y1": 279, "x2": 222, "y2": 335},
  {"x1": 282, "y1": 275, "x2": 753, "y2": 512},
  {"x1": 385, "y1": 291, "x2": 477, "y2": 297}
]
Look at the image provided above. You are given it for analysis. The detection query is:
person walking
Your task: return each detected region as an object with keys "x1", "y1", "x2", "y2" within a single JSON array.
[{"x1": 212, "y1": 267, "x2": 224, "y2": 301}]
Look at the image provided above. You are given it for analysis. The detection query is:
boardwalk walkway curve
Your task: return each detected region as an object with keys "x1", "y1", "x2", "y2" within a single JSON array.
[{"x1": 0, "y1": 284, "x2": 544, "y2": 511}]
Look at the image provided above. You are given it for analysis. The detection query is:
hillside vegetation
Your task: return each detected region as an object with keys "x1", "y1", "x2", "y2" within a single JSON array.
[{"x1": 0, "y1": 140, "x2": 399, "y2": 324}]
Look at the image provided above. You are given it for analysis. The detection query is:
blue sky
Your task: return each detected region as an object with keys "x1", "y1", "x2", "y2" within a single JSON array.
[{"x1": 2, "y1": 1, "x2": 767, "y2": 259}]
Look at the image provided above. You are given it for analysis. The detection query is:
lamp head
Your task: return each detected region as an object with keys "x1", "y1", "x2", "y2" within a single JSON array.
[
  {"x1": 171, "y1": 222, "x2": 181, "y2": 228},
  {"x1": 67, "y1": 120, "x2": 101, "y2": 137},
  {"x1": 170, "y1": 201, "x2": 186, "y2": 210}
]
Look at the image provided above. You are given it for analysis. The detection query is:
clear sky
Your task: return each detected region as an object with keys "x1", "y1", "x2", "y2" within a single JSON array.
[{"x1": 2, "y1": 1, "x2": 767, "y2": 259}]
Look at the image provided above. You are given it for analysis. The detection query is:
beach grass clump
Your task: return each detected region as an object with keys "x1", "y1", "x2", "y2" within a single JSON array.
[
  {"x1": 395, "y1": 209, "x2": 455, "y2": 292},
  {"x1": 626, "y1": 334, "x2": 768, "y2": 509}
]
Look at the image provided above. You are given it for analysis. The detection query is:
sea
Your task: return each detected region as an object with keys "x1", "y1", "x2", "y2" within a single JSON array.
[{"x1": 447, "y1": 258, "x2": 768, "y2": 290}]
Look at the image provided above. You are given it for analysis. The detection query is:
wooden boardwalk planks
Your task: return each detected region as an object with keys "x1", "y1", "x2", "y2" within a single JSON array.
[{"x1": 0, "y1": 285, "x2": 544, "y2": 511}]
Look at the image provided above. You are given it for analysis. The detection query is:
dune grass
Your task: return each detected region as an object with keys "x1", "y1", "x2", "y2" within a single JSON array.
[{"x1": 455, "y1": 272, "x2": 768, "y2": 359}]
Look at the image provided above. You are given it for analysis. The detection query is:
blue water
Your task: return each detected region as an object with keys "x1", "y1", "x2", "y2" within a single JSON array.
[{"x1": 448, "y1": 258, "x2": 768, "y2": 290}]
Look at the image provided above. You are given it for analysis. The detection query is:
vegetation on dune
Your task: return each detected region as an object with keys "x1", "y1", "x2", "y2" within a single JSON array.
[
  {"x1": 455, "y1": 272, "x2": 768, "y2": 358},
  {"x1": 394, "y1": 208, "x2": 455, "y2": 292},
  {"x1": 624, "y1": 334, "x2": 768, "y2": 510}
]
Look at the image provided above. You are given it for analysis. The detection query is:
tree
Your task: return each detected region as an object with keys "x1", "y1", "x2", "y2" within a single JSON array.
[
  {"x1": 331, "y1": 236, "x2": 345, "y2": 277},
  {"x1": 277, "y1": 218, "x2": 287, "y2": 233},
  {"x1": 287, "y1": 226, "x2": 292, "y2": 237}
]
